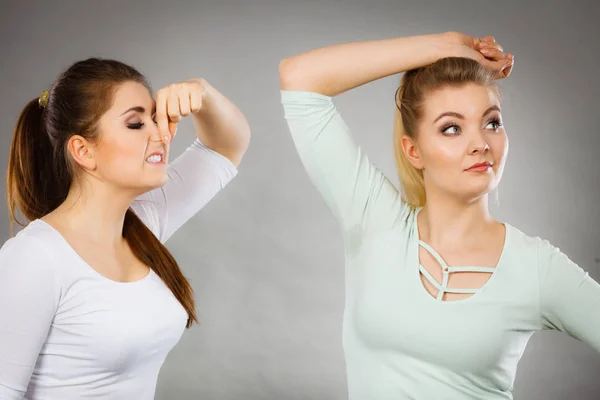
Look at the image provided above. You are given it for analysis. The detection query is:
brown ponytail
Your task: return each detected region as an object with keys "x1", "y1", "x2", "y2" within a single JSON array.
[
  {"x1": 7, "y1": 98, "x2": 68, "y2": 227},
  {"x1": 6, "y1": 58, "x2": 197, "y2": 328},
  {"x1": 123, "y1": 209, "x2": 197, "y2": 327}
]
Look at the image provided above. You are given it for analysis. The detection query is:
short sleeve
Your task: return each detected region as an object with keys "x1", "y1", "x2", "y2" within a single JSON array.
[
  {"x1": 280, "y1": 90, "x2": 408, "y2": 235},
  {"x1": 538, "y1": 239, "x2": 600, "y2": 352},
  {"x1": 131, "y1": 138, "x2": 238, "y2": 243},
  {"x1": 0, "y1": 234, "x2": 61, "y2": 399}
]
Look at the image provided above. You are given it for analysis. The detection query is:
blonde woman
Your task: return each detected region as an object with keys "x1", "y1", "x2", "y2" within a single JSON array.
[{"x1": 279, "y1": 32, "x2": 599, "y2": 399}]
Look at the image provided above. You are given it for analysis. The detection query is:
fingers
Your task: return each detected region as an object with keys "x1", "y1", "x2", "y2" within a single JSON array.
[
  {"x1": 190, "y1": 89, "x2": 202, "y2": 113},
  {"x1": 499, "y1": 53, "x2": 515, "y2": 78},
  {"x1": 478, "y1": 40, "x2": 504, "y2": 60},
  {"x1": 480, "y1": 46, "x2": 504, "y2": 61},
  {"x1": 475, "y1": 36, "x2": 514, "y2": 78},
  {"x1": 459, "y1": 34, "x2": 514, "y2": 79},
  {"x1": 479, "y1": 35, "x2": 496, "y2": 44},
  {"x1": 155, "y1": 89, "x2": 170, "y2": 143},
  {"x1": 166, "y1": 89, "x2": 181, "y2": 138},
  {"x1": 178, "y1": 85, "x2": 191, "y2": 117},
  {"x1": 168, "y1": 120, "x2": 178, "y2": 139},
  {"x1": 487, "y1": 53, "x2": 514, "y2": 79},
  {"x1": 155, "y1": 80, "x2": 205, "y2": 141},
  {"x1": 171, "y1": 84, "x2": 191, "y2": 140},
  {"x1": 477, "y1": 57, "x2": 507, "y2": 74}
]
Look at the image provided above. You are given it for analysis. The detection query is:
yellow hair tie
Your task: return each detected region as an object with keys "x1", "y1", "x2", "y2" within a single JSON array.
[{"x1": 38, "y1": 90, "x2": 49, "y2": 108}]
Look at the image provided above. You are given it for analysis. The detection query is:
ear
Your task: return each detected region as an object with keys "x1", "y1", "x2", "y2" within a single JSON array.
[
  {"x1": 401, "y1": 135, "x2": 424, "y2": 170},
  {"x1": 68, "y1": 135, "x2": 97, "y2": 171}
]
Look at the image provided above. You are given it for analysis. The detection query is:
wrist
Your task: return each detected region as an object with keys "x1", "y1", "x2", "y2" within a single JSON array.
[
  {"x1": 405, "y1": 32, "x2": 458, "y2": 69},
  {"x1": 435, "y1": 31, "x2": 464, "y2": 58}
]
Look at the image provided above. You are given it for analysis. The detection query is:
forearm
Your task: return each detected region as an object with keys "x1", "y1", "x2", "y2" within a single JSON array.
[
  {"x1": 279, "y1": 32, "x2": 455, "y2": 96},
  {"x1": 192, "y1": 81, "x2": 250, "y2": 167}
]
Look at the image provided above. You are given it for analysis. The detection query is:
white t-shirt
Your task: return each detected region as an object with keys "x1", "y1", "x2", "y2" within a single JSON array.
[{"x1": 0, "y1": 139, "x2": 238, "y2": 400}]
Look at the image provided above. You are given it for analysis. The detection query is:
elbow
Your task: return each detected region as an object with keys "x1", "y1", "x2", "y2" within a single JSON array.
[
  {"x1": 231, "y1": 113, "x2": 251, "y2": 166},
  {"x1": 279, "y1": 57, "x2": 305, "y2": 91},
  {"x1": 239, "y1": 120, "x2": 251, "y2": 153}
]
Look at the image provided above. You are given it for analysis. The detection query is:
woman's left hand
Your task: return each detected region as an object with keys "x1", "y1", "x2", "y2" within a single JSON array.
[
  {"x1": 444, "y1": 32, "x2": 514, "y2": 79},
  {"x1": 475, "y1": 36, "x2": 514, "y2": 79},
  {"x1": 155, "y1": 78, "x2": 207, "y2": 142}
]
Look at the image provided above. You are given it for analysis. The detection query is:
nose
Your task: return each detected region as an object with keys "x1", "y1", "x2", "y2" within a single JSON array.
[
  {"x1": 149, "y1": 122, "x2": 169, "y2": 144},
  {"x1": 468, "y1": 130, "x2": 489, "y2": 155}
]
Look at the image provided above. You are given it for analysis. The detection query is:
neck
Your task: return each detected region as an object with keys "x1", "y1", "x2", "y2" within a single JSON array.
[
  {"x1": 49, "y1": 178, "x2": 139, "y2": 246},
  {"x1": 418, "y1": 190, "x2": 495, "y2": 248}
]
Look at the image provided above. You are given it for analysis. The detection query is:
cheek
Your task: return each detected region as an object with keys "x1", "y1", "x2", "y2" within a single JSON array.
[
  {"x1": 97, "y1": 130, "x2": 145, "y2": 170},
  {"x1": 421, "y1": 136, "x2": 465, "y2": 169},
  {"x1": 489, "y1": 132, "x2": 509, "y2": 162}
]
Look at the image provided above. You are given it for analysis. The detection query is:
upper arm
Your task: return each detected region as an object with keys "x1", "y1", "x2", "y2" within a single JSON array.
[
  {"x1": 131, "y1": 139, "x2": 238, "y2": 243},
  {"x1": 0, "y1": 235, "x2": 60, "y2": 399},
  {"x1": 281, "y1": 90, "x2": 407, "y2": 234},
  {"x1": 539, "y1": 239, "x2": 600, "y2": 352}
]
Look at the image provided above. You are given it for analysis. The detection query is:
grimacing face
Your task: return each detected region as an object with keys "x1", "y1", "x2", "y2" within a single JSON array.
[
  {"x1": 404, "y1": 83, "x2": 508, "y2": 203},
  {"x1": 75, "y1": 81, "x2": 169, "y2": 195}
]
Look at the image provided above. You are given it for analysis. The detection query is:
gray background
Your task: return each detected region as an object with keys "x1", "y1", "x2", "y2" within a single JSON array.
[{"x1": 1, "y1": 0, "x2": 599, "y2": 399}]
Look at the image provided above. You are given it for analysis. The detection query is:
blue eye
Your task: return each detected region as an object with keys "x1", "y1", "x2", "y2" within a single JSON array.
[
  {"x1": 486, "y1": 119, "x2": 502, "y2": 130},
  {"x1": 441, "y1": 124, "x2": 460, "y2": 135}
]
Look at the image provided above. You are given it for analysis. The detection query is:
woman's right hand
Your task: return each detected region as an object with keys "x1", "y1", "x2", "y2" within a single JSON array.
[
  {"x1": 279, "y1": 32, "x2": 514, "y2": 97},
  {"x1": 443, "y1": 31, "x2": 514, "y2": 79}
]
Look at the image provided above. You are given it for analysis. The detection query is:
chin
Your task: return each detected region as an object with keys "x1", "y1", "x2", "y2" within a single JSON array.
[
  {"x1": 149, "y1": 173, "x2": 168, "y2": 189},
  {"x1": 456, "y1": 179, "x2": 497, "y2": 201},
  {"x1": 134, "y1": 172, "x2": 168, "y2": 193},
  {"x1": 467, "y1": 184, "x2": 500, "y2": 202}
]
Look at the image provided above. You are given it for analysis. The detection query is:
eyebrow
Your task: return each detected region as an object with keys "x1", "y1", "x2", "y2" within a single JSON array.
[
  {"x1": 120, "y1": 105, "x2": 156, "y2": 116},
  {"x1": 433, "y1": 105, "x2": 501, "y2": 123}
]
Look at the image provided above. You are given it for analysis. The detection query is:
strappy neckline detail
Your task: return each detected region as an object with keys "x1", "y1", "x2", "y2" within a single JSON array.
[
  {"x1": 413, "y1": 208, "x2": 509, "y2": 304},
  {"x1": 418, "y1": 240, "x2": 497, "y2": 301}
]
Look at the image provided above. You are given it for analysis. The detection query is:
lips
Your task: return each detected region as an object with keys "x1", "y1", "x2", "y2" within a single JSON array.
[
  {"x1": 465, "y1": 161, "x2": 493, "y2": 172},
  {"x1": 145, "y1": 151, "x2": 164, "y2": 164}
]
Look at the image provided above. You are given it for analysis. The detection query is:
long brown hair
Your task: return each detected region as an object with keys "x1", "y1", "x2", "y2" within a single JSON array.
[
  {"x1": 394, "y1": 57, "x2": 499, "y2": 208},
  {"x1": 7, "y1": 58, "x2": 197, "y2": 328}
]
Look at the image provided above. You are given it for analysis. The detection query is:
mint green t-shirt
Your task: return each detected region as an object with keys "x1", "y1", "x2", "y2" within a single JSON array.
[{"x1": 281, "y1": 90, "x2": 600, "y2": 400}]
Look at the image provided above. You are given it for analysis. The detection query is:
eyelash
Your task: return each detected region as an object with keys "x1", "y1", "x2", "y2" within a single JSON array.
[
  {"x1": 127, "y1": 117, "x2": 157, "y2": 130},
  {"x1": 441, "y1": 118, "x2": 503, "y2": 136},
  {"x1": 127, "y1": 122, "x2": 145, "y2": 130}
]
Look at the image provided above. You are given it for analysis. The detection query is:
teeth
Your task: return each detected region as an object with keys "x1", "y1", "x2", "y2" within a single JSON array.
[{"x1": 146, "y1": 154, "x2": 162, "y2": 163}]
